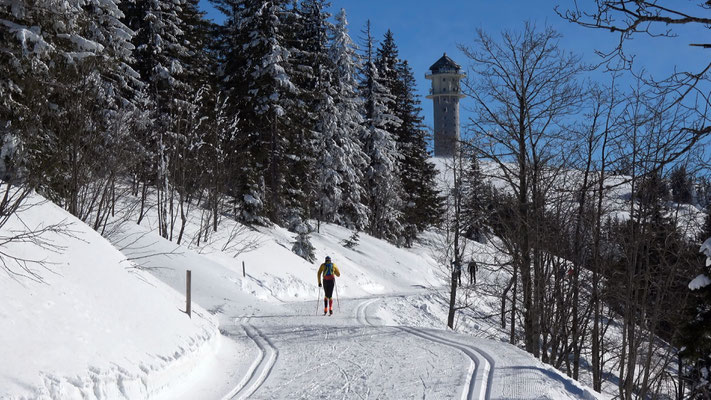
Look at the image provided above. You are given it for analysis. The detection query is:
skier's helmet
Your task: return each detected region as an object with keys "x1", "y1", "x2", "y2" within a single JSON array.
[{"x1": 325, "y1": 256, "x2": 331, "y2": 263}]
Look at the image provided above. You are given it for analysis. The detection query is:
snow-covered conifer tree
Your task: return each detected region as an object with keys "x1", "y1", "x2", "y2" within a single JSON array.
[
  {"x1": 122, "y1": 0, "x2": 217, "y2": 237},
  {"x1": 373, "y1": 31, "x2": 442, "y2": 245},
  {"x1": 121, "y1": 0, "x2": 190, "y2": 236},
  {"x1": 681, "y1": 236, "x2": 711, "y2": 397},
  {"x1": 374, "y1": 30, "x2": 402, "y2": 137},
  {"x1": 2, "y1": 0, "x2": 139, "y2": 221},
  {"x1": 297, "y1": 0, "x2": 337, "y2": 226},
  {"x1": 292, "y1": 221, "x2": 316, "y2": 262},
  {"x1": 359, "y1": 22, "x2": 403, "y2": 243},
  {"x1": 1, "y1": 0, "x2": 86, "y2": 216},
  {"x1": 393, "y1": 59, "x2": 442, "y2": 245},
  {"x1": 216, "y1": 0, "x2": 302, "y2": 226},
  {"x1": 311, "y1": 8, "x2": 369, "y2": 230},
  {"x1": 461, "y1": 150, "x2": 490, "y2": 243}
]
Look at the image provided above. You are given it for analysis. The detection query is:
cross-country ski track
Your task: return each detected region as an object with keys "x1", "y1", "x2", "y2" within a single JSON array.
[
  {"x1": 228, "y1": 295, "x2": 485, "y2": 399},
  {"x1": 355, "y1": 297, "x2": 494, "y2": 400},
  {"x1": 224, "y1": 317, "x2": 280, "y2": 400},
  {"x1": 196, "y1": 291, "x2": 601, "y2": 400},
  {"x1": 154, "y1": 291, "x2": 603, "y2": 400}
]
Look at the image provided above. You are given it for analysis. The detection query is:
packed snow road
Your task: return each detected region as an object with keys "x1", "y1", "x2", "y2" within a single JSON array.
[
  {"x1": 207, "y1": 294, "x2": 600, "y2": 400},
  {"x1": 229, "y1": 297, "x2": 480, "y2": 399}
]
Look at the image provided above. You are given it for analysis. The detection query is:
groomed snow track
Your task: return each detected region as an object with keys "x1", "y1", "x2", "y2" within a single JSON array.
[
  {"x1": 224, "y1": 317, "x2": 279, "y2": 400},
  {"x1": 221, "y1": 298, "x2": 496, "y2": 400},
  {"x1": 354, "y1": 298, "x2": 378, "y2": 326},
  {"x1": 355, "y1": 298, "x2": 495, "y2": 400}
]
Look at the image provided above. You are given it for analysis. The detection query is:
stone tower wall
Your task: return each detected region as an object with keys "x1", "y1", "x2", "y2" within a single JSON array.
[{"x1": 428, "y1": 73, "x2": 463, "y2": 157}]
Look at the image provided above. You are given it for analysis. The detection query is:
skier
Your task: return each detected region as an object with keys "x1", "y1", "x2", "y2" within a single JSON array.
[{"x1": 317, "y1": 256, "x2": 340, "y2": 315}]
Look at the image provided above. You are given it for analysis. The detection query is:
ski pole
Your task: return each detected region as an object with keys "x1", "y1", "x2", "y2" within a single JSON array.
[
  {"x1": 316, "y1": 284, "x2": 321, "y2": 315},
  {"x1": 335, "y1": 279, "x2": 340, "y2": 311}
]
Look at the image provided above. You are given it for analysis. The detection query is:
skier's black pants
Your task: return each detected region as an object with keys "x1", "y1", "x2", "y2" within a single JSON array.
[{"x1": 323, "y1": 279, "x2": 335, "y2": 298}]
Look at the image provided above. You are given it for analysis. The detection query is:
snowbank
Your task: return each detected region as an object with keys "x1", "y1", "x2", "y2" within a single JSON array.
[{"x1": 0, "y1": 194, "x2": 218, "y2": 399}]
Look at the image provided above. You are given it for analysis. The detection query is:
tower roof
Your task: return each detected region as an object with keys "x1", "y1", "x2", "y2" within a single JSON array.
[{"x1": 429, "y1": 53, "x2": 461, "y2": 73}]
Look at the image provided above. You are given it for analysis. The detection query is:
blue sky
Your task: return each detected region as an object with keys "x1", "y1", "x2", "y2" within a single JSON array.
[{"x1": 198, "y1": 0, "x2": 708, "y2": 137}]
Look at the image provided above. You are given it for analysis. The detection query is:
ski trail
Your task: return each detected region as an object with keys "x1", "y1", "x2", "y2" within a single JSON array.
[
  {"x1": 355, "y1": 297, "x2": 493, "y2": 400},
  {"x1": 220, "y1": 317, "x2": 261, "y2": 400},
  {"x1": 431, "y1": 332, "x2": 496, "y2": 400},
  {"x1": 225, "y1": 316, "x2": 279, "y2": 400},
  {"x1": 354, "y1": 298, "x2": 378, "y2": 326},
  {"x1": 400, "y1": 327, "x2": 494, "y2": 400}
]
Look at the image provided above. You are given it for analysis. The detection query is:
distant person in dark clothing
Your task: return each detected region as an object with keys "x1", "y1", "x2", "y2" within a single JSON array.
[
  {"x1": 453, "y1": 259, "x2": 462, "y2": 287},
  {"x1": 468, "y1": 260, "x2": 478, "y2": 285}
]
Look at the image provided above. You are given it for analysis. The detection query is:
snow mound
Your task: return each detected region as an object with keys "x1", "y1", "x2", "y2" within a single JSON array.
[{"x1": 0, "y1": 193, "x2": 218, "y2": 399}]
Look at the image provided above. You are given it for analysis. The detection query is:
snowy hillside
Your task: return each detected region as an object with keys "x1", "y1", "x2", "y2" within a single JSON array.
[
  {"x1": 433, "y1": 156, "x2": 707, "y2": 238},
  {"x1": 0, "y1": 194, "x2": 218, "y2": 399},
  {"x1": 19, "y1": 150, "x2": 710, "y2": 399},
  {"x1": 1, "y1": 188, "x2": 609, "y2": 399},
  {"x1": 99, "y1": 187, "x2": 605, "y2": 399}
]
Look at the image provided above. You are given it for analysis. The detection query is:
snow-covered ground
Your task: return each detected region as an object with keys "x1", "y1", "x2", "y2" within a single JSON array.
[
  {"x1": 0, "y1": 194, "x2": 218, "y2": 399},
  {"x1": 2, "y1": 187, "x2": 607, "y2": 399}
]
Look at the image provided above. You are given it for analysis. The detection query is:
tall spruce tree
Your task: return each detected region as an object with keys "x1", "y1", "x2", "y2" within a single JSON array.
[
  {"x1": 360, "y1": 22, "x2": 403, "y2": 242},
  {"x1": 670, "y1": 165, "x2": 693, "y2": 204},
  {"x1": 2, "y1": 0, "x2": 139, "y2": 220},
  {"x1": 374, "y1": 30, "x2": 401, "y2": 138},
  {"x1": 678, "y1": 216, "x2": 711, "y2": 398},
  {"x1": 121, "y1": 0, "x2": 191, "y2": 236},
  {"x1": 1, "y1": 0, "x2": 84, "y2": 185},
  {"x1": 215, "y1": 0, "x2": 302, "y2": 226},
  {"x1": 393, "y1": 60, "x2": 442, "y2": 245},
  {"x1": 302, "y1": 0, "x2": 340, "y2": 226},
  {"x1": 284, "y1": 0, "x2": 326, "y2": 232},
  {"x1": 171, "y1": 0, "x2": 221, "y2": 242},
  {"x1": 273, "y1": 1, "x2": 317, "y2": 232},
  {"x1": 374, "y1": 30, "x2": 441, "y2": 245},
  {"x1": 329, "y1": 8, "x2": 369, "y2": 230},
  {"x1": 197, "y1": 0, "x2": 256, "y2": 224},
  {"x1": 311, "y1": 7, "x2": 370, "y2": 230},
  {"x1": 461, "y1": 150, "x2": 490, "y2": 243}
]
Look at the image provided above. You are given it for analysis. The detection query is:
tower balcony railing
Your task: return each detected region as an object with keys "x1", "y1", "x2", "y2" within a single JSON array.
[
  {"x1": 425, "y1": 71, "x2": 466, "y2": 80},
  {"x1": 429, "y1": 88, "x2": 461, "y2": 94}
]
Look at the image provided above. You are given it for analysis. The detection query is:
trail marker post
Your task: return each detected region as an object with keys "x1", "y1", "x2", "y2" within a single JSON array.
[{"x1": 186, "y1": 270, "x2": 192, "y2": 318}]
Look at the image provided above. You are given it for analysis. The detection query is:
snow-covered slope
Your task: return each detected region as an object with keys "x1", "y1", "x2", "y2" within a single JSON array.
[
  {"x1": 0, "y1": 194, "x2": 218, "y2": 399},
  {"x1": 431, "y1": 156, "x2": 707, "y2": 238},
  {"x1": 101, "y1": 189, "x2": 605, "y2": 399},
  {"x1": 3, "y1": 187, "x2": 607, "y2": 399}
]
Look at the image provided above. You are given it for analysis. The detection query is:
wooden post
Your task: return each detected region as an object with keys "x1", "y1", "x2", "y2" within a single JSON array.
[
  {"x1": 186, "y1": 270, "x2": 191, "y2": 318},
  {"x1": 242, "y1": 261, "x2": 245, "y2": 278}
]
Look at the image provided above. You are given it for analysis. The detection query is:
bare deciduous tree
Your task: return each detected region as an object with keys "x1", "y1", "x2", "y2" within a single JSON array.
[
  {"x1": 459, "y1": 22, "x2": 584, "y2": 357},
  {"x1": 557, "y1": 0, "x2": 711, "y2": 168}
]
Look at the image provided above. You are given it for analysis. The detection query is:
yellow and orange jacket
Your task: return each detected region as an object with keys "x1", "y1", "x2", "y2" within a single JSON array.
[{"x1": 317, "y1": 262, "x2": 340, "y2": 285}]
